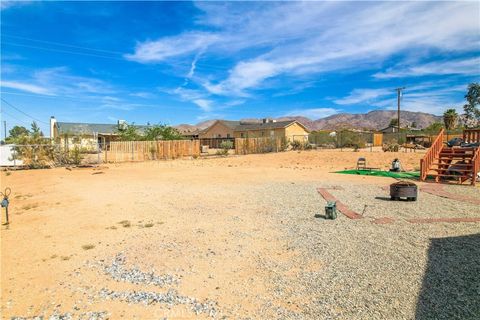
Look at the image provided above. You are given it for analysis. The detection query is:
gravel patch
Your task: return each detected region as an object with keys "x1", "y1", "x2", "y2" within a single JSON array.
[
  {"x1": 11, "y1": 311, "x2": 108, "y2": 320},
  {"x1": 324, "y1": 182, "x2": 479, "y2": 219},
  {"x1": 250, "y1": 181, "x2": 480, "y2": 319},
  {"x1": 103, "y1": 253, "x2": 179, "y2": 287},
  {"x1": 99, "y1": 288, "x2": 218, "y2": 317}
]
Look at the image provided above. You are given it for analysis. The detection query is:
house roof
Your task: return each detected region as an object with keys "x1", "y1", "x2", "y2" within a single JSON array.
[
  {"x1": 234, "y1": 120, "x2": 309, "y2": 132},
  {"x1": 56, "y1": 122, "x2": 150, "y2": 135},
  {"x1": 218, "y1": 120, "x2": 242, "y2": 129}
]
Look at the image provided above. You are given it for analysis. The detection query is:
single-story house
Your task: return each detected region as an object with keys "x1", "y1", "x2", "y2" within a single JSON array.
[
  {"x1": 50, "y1": 117, "x2": 149, "y2": 149},
  {"x1": 199, "y1": 118, "x2": 310, "y2": 141},
  {"x1": 379, "y1": 125, "x2": 400, "y2": 133},
  {"x1": 198, "y1": 120, "x2": 240, "y2": 139}
]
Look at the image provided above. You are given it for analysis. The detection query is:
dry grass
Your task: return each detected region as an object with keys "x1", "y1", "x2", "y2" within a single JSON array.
[
  {"x1": 81, "y1": 244, "x2": 95, "y2": 250},
  {"x1": 21, "y1": 203, "x2": 38, "y2": 211},
  {"x1": 118, "y1": 220, "x2": 131, "y2": 228}
]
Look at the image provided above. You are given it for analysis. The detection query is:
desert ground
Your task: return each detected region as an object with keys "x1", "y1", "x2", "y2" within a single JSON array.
[{"x1": 1, "y1": 150, "x2": 479, "y2": 320}]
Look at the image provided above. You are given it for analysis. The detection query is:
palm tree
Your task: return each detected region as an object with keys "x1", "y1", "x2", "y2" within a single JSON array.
[{"x1": 443, "y1": 109, "x2": 458, "y2": 130}]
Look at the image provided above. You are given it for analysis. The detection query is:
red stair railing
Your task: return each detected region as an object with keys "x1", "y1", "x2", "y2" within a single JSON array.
[
  {"x1": 471, "y1": 146, "x2": 480, "y2": 186},
  {"x1": 420, "y1": 128, "x2": 445, "y2": 181},
  {"x1": 463, "y1": 128, "x2": 480, "y2": 144}
]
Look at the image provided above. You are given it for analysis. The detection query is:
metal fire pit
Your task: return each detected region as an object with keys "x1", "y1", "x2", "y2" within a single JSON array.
[{"x1": 390, "y1": 181, "x2": 417, "y2": 201}]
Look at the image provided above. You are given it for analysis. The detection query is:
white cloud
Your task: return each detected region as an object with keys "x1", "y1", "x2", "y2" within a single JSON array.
[
  {"x1": 284, "y1": 108, "x2": 339, "y2": 119},
  {"x1": 1, "y1": 67, "x2": 116, "y2": 98},
  {"x1": 125, "y1": 32, "x2": 218, "y2": 63},
  {"x1": 334, "y1": 88, "x2": 393, "y2": 105},
  {"x1": 1, "y1": 1, "x2": 31, "y2": 10},
  {"x1": 0, "y1": 80, "x2": 53, "y2": 95},
  {"x1": 203, "y1": 60, "x2": 278, "y2": 96},
  {"x1": 130, "y1": 1, "x2": 479, "y2": 97},
  {"x1": 129, "y1": 92, "x2": 154, "y2": 99},
  {"x1": 33, "y1": 67, "x2": 115, "y2": 95},
  {"x1": 192, "y1": 99, "x2": 213, "y2": 112},
  {"x1": 374, "y1": 57, "x2": 480, "y2": 79}
]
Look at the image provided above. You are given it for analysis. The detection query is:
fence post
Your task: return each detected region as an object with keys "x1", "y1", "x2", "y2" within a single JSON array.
[{"x1": 131, "y1": 141, "x2": 134, "y2": 161}]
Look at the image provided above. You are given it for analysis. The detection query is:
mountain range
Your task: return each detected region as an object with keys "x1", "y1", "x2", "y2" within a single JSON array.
[{"x1": 175, "y1": 110, "x2": 442, "y2": 132}]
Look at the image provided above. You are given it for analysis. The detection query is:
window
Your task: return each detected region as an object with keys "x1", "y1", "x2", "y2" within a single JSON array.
[
  {"x1": 227, "y1": 134, "x2": 231, "y2": 138},
  {"x1": 270, "y1": 130, "x2": 275, "y2": 137},
  {"x1": 241, "y1": 133, "x2": 245, "y2": 138},
  {"x1": 261, "y1": 131, "x2": 265, "y2": 136}
]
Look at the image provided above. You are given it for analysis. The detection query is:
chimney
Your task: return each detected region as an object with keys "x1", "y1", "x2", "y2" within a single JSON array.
[
  {"x1": 262, "y1": 118, "x2": 275, "y2": 124},
  {"x1": 50, "y1": 116, "x2": 57, "y2": 139}
]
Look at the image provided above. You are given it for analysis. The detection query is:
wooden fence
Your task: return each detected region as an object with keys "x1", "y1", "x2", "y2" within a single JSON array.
[
  {"x1": 105, "y1": 140, "x2": 200, "y2": 162},
  {"x1": 235, "y1": 137, "x2": 287, "y2": 155},
  {"x1": 199, "y1": 138, "x2": 235, "y2": 149}
]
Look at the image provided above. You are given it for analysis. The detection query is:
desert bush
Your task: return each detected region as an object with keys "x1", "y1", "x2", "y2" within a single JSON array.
[
  {"x1": 217, "y1": 140, "x2": 233, "y2": 156},
  {"x1": 291, "y1": 140, "x2": 303, "y2": 150},
  {"x1": 382, "y1": 143, "x2": 400, "y2": 152},
  {"x1": 68, "y1": 146, "x2": 84, "y2": 165},
  {"x1": 279, "y1": 138, "x2": 289, "y2": 151},
  {"x1": 336, "y1": 131, "x2": 367, "y2": 149},
  {"x1": 303, "y1": 142, "x2": 313, "y2": 150}
]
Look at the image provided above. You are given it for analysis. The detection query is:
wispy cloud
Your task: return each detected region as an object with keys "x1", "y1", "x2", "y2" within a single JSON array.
[
  {"x1": 374, "y1": 57, "x2": 480, "y2": 79},
  {"x1": 284, "y1": 108, "x2": 340, "y2": 119},
  {"x1": 192, "y1": 99, "x2": 213, "y2": 112},
  {"x1": 0, "y1": 80, "x2": 53, "y2": 95},
  {"x1": 1, "y1": 0, "x2": 31, "y2": 11},
  {"x1": 342, "y1": 83, "x2": 470, "y2": 115},
  {"x1": 334, "y1": 88, "x2": 393, "y2": 105},
  {"x1": 1, "y1": 67, "x2": 115, "y2": 97},
  {"x1": 129, "y1": 92, "x2": 155, "y2": 99},
  {"x1": 128, "y1": 1, "x2": 478, "y2": 99},
  {"x1": 125, "y1": 32, "x2": 218, "y2": 63}
]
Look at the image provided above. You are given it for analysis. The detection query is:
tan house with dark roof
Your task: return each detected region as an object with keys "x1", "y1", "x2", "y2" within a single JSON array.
[
  {"x1": 198, "y1": 120, "x2": 240, "y2": 139},
  {"x1": 199, "y1": 119, "x2": 310, "y2": 141}
]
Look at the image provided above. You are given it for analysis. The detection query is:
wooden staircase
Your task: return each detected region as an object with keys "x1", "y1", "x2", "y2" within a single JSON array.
[{"x1": 420, "y1": 129, "x2": 480, "y2": 186}]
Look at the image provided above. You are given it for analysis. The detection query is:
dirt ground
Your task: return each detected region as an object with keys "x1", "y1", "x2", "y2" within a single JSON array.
[{"x1": 1, "y1": 150, "x2": 479, "y2": 319}]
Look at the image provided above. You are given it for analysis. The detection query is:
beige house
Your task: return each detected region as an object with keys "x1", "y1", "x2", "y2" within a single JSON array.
[
  {"x1": 199, "y1": 119, "x2": 310, "y2": 141},
  {"x1": 198, "y1": 120, "x2": 239, "y2": 139}
]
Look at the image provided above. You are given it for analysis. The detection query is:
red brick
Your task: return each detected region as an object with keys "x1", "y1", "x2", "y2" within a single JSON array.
[
  {"x1": 372, "y1": 217, "x2": 395, "y2": 224},
  {"x1": 317, "y1": 188, "x2": 363, "y2": 220},
  {"x1": 420, "y1": 184, "x2": 480, "y2": 205}
]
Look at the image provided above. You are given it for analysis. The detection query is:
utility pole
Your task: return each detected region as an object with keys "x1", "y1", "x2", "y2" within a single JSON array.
[{"x1": 395, "y1": 87, "x2": 405, "y2": 142}]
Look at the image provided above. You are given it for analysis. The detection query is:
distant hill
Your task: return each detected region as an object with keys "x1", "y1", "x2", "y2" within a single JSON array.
[
  {"x1": 174, "y1": 110, "x2": 443, "y2": 132},
  {"x1": 310, "y1": 110, "x2": 442, "y2": 130}
]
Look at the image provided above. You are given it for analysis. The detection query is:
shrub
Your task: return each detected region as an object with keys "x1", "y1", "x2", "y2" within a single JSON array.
[
  {"x1": 303, "y1": 142, "x2": 313, "y2": 150},
  {"x1": 291, "y1": 140, "x2": 303, "y2": 150},
  {"x1": 279, "y1": 138, "x2": 289, "y2": 151},
  {"x1": 68, "y1": 146, "x2": 84, "y2": 165},
  {"x1": 217, "y1": 140, "x2": 233, "y2": 156},
  {"x1": 336, "y1": 131, "x2": 367, "y2": 149},
  {"x1": 382, "y1": 143, "x2": 400, "y2": 152}
]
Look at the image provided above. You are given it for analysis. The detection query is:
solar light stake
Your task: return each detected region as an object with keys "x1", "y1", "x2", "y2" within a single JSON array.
[
  {"x1": 1, "y1": 187, "x2": 11, "y2": 225},
  {"x1": 325, "y1": 201, "x2": 337, "y2": 220}
]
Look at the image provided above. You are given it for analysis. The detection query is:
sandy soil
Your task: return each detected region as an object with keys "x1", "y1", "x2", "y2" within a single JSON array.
[{"x1": 1, "y1": 150, "x2": 479, "y2": 319}]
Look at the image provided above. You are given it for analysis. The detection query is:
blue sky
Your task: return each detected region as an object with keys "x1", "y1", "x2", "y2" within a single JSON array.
[{"x1": 1, "y1": 1, "x2": 479, "y2": 136}]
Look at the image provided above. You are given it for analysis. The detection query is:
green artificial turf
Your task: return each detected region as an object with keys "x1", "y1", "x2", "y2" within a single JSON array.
[{"x1": 335, "y1": 169, "x2": 420, "y2": 179}]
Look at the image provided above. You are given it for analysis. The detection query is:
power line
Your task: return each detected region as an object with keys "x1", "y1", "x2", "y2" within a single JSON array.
[
  {"x1": 0, "y1": 98, "x2": 49, "y2": 125},
  {"x1": 0, "y1": 109, "x2": 32, "y2": 126},
  {"x1": 2, "y1": 42, "x2": 125, "y2": 61},
  {"x1": 2, "y1": 39, "x2": 230, "y2": 71},
  {"x1": 3, "y1": 34, "x2": 125, "y2": 55}
]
